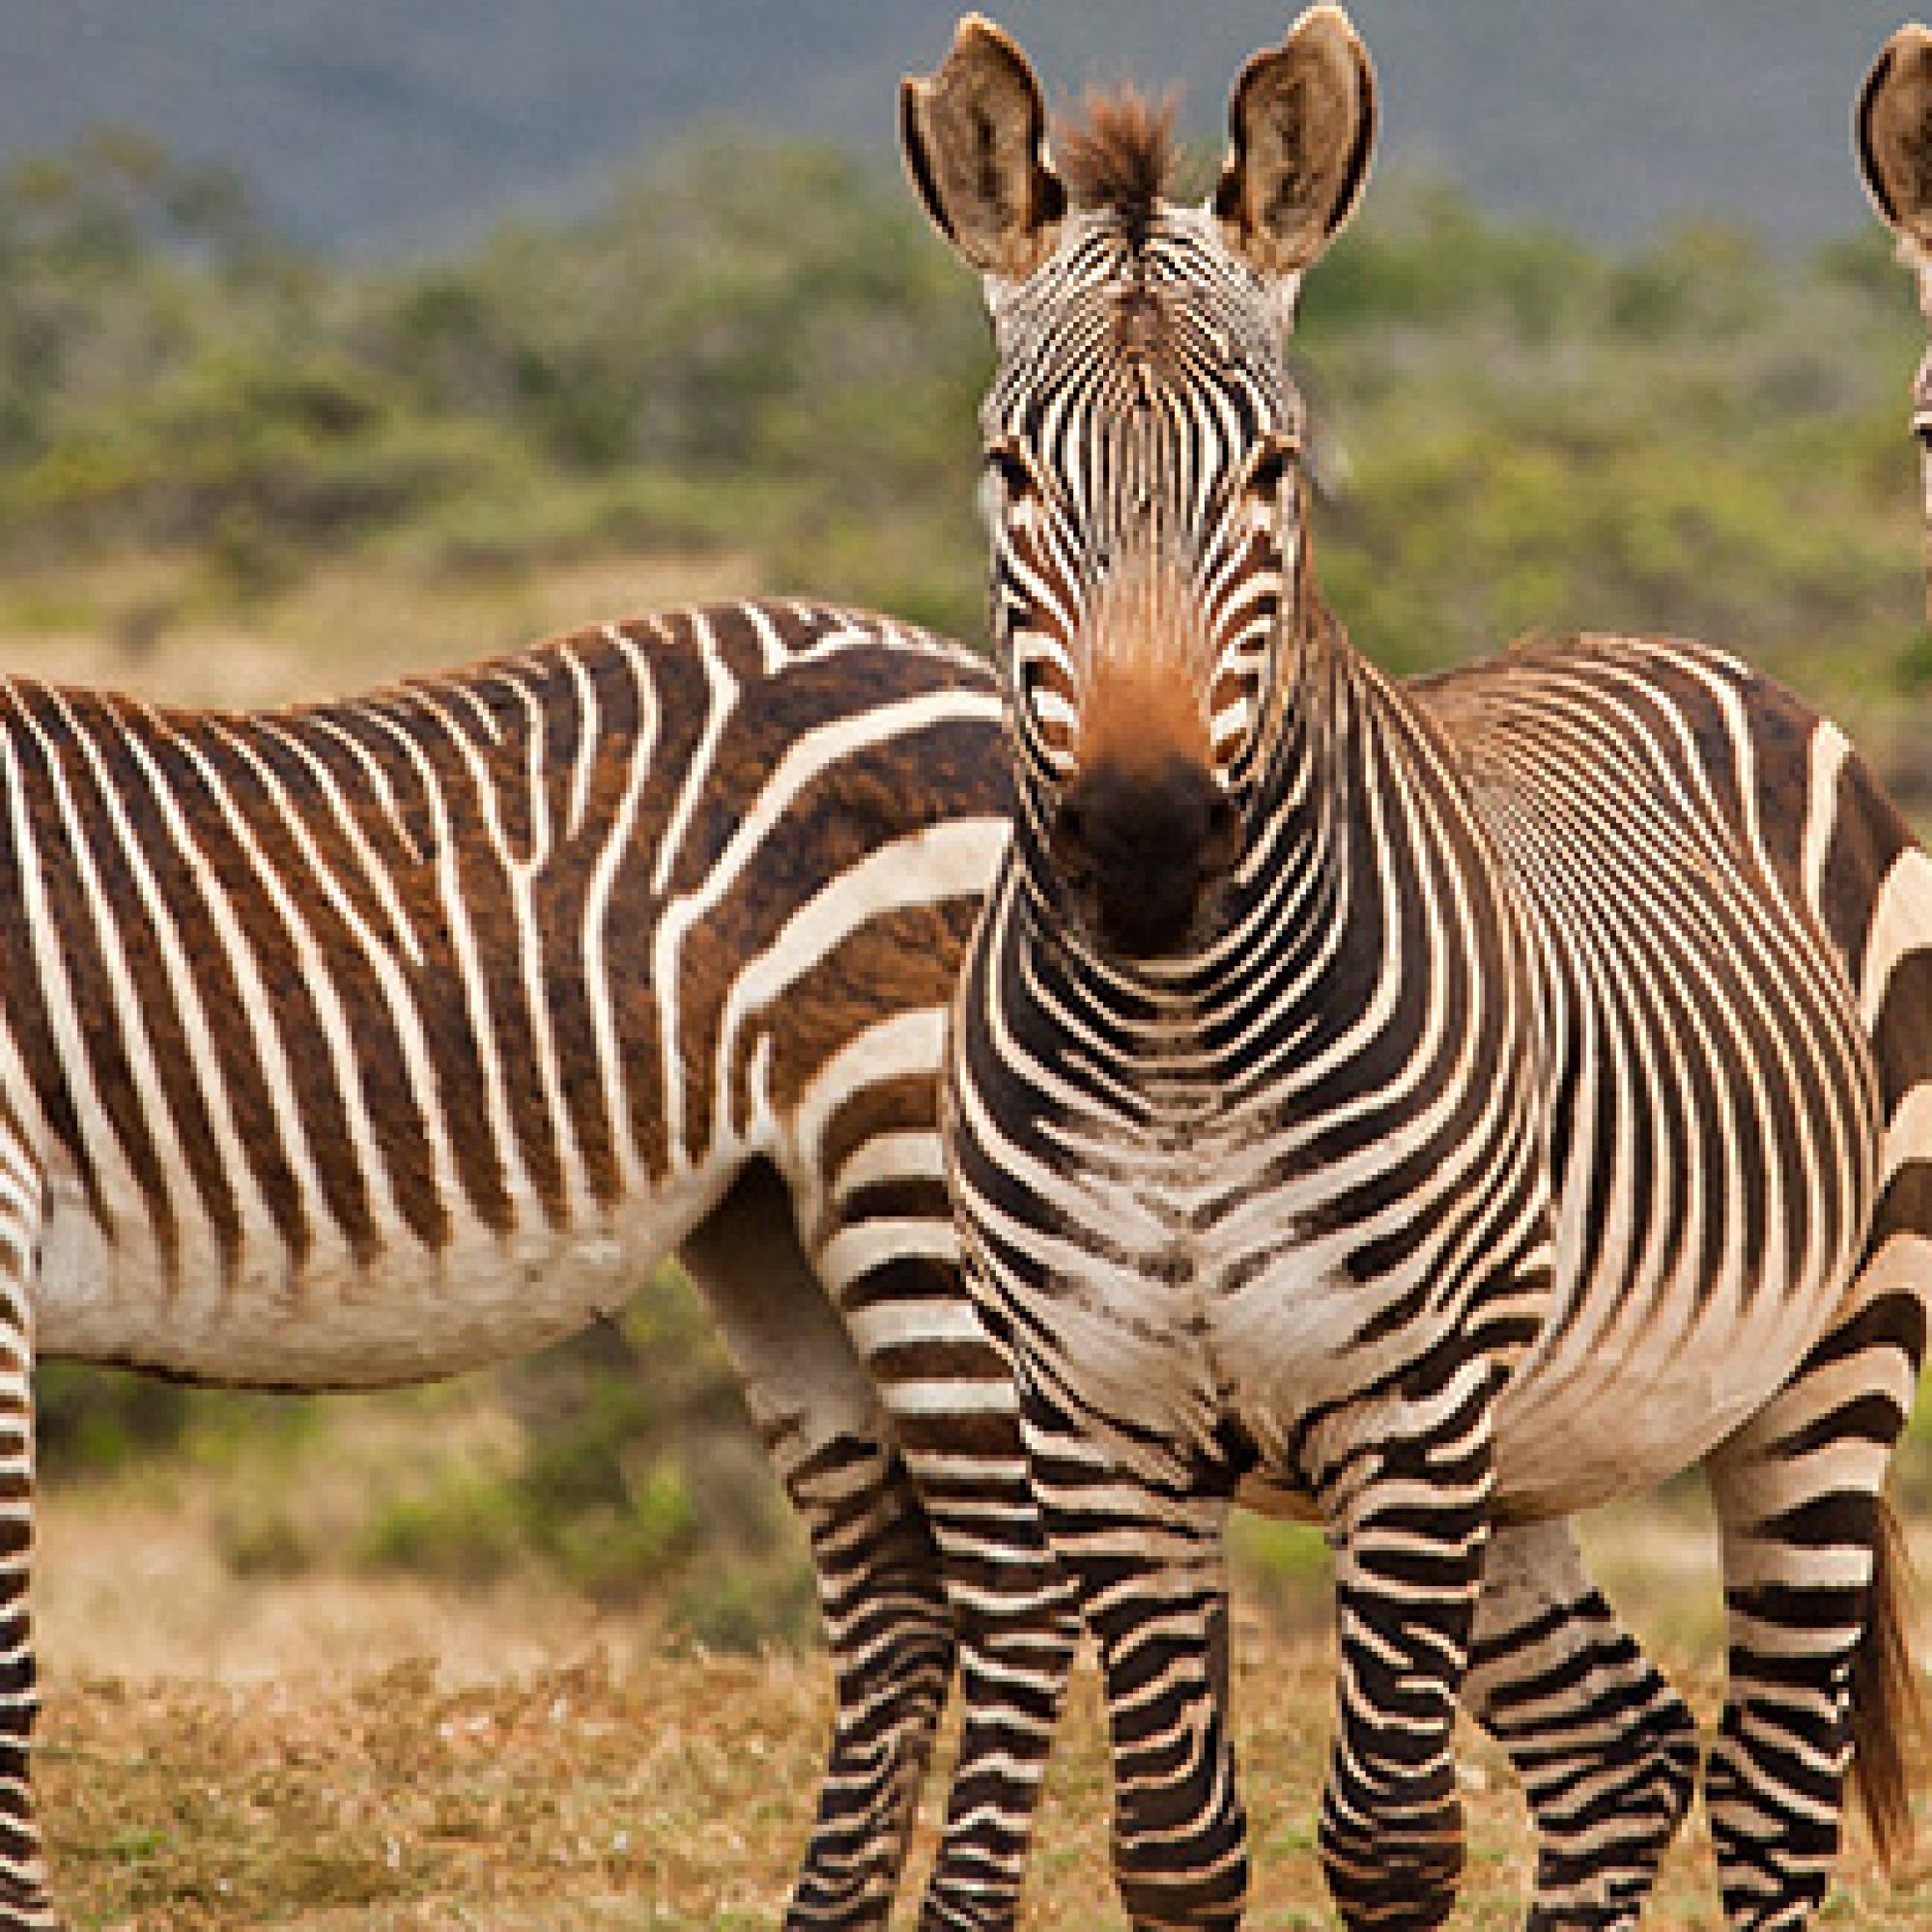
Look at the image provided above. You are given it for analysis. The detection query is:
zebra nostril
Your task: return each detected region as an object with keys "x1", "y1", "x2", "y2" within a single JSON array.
[
  {"x1": 1050, "y1": 799, "x2": 1094, "y2": 885},
  {"x1": 1204, "y1": 790, "x2": 1239, "y2": 874},
  {"x1": 1048, "y1": 759, "x2": 1236, "y2": 957}
]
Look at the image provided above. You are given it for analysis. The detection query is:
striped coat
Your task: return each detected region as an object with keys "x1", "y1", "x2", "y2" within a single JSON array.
[
  {"x1": 909, "y1": 10, "x2": 1932, "y2": 1930},
  {"x1": 0, "y1": 597, "x2": 1081, "y2": 1932}
]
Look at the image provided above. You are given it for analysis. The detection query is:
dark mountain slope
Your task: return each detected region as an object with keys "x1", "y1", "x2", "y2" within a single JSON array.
[{"x1": 4, "y1": 1, "x2": 1918, "y2": 251}]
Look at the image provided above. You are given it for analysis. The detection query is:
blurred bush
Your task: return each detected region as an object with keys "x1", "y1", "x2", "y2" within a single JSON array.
[
  {"x1": 37, "y1": 1263, "x2": 815, "y2": 1650},
  {"x1": 0, "y1": 131, "x2": 991, "y2": 638},
  {"x1": 0, "y1": 131, "x2": 1924, "y2": 701}
]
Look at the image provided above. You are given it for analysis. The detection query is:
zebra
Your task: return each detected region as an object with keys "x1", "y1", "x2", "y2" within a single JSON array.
[
  {"x1": 0, "y1": 595, "x2": 1084, "y2": 1932},
  {"x1": 909, "y1": 8, "x2": 1932, "y2": 1928},
  {"x1": 1859, "y1": 19, "x2": 1932, "y2": 633}
]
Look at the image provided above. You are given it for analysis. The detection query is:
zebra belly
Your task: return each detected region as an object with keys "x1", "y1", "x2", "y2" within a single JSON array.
[
  {"x1": 32, "y1": 1162, "x2": 726, "y2": 1387},
  {"x1": 1488, "y1": 1262, "x2": 1846, "y2": 1520}
]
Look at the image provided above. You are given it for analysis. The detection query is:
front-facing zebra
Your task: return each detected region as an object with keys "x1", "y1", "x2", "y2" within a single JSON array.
[
  {"x1": 912, "y1": 9, "x2": 1932, "y2": 1928},
  {"x1": 0, "y1": 597, "x2": 1082, "y2": 1932}
]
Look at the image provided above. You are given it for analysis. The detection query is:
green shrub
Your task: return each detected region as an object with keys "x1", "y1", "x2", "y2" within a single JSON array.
[
  {"x1": 497, "y1": 1265, "x2": 805, "y2": 1621},
  {"x1": 35, "y1": 1362, "x2": 317, "y2": 1484},
  {"x1": 352, "y1": 1463, "x2": 527, "y2": 1585},
  {"x1": 36, "y1": 1362, "x2": 194, "y2": 1479}
]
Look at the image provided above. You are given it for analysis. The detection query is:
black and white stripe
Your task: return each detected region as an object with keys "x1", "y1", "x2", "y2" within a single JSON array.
[
  {"x1": 914, "y1": 10, "x2": 1932, "y2": 1929},
  {"x1": 0, "y1": 596, "x2": 1079, "y2": 1932}
]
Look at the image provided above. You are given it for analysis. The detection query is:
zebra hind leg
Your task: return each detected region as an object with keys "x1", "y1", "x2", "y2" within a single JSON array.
[
  {"x1": 0, "y1": 1139, "x2": 52, "y2": 1931},
  {"x1": 1702, "y1": 1258, "x2": 1928, "y2": 1931},
  {"x1": 779, "y1": 1434, "x2": 957, "y2": 1931},
  {"x1": 810, "y1": 1150, "x2": 1080, "y2": 1929},
  {"x1": 680, "y1": 1165, "x2": 954, "y2": 1932},
  {"x1": 904, "y1": 1444, "x2": 1078, "y2": 1932},
  {"x1": 1464, "y1": 1518, "x2": 1698, "y2": 1930}
]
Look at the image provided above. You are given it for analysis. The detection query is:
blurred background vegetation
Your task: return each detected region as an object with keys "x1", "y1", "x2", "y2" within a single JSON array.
[{"x1": 12, "y1": 128, "x2": 1932, "y2": 1650}]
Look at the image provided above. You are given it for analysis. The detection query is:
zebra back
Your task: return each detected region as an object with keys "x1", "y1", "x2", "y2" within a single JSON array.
[{"x1": 2, "y1": 597, "x2": 1007, "y2": 1384}]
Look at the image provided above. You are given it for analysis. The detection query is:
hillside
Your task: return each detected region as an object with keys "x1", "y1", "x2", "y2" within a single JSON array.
[{"x1": 6, "y1": 0, "x2": 1923, "y2": 253}]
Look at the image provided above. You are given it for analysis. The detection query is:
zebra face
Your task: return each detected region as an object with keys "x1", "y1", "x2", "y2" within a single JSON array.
[
  {"x1": 977, "y1": 248, "x2": 1298, "y2": 957},
  {"x1": 903, "y1": 7, "x2": 1376, "y2": 960}
]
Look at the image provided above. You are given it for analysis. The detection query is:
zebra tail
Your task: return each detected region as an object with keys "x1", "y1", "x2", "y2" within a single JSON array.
[{"x1": 1848, "y1": 1488, "x2": 1925, "y2": 1870}]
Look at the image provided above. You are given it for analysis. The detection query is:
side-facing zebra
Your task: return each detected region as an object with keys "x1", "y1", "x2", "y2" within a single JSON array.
[
  {"x1": 911, "y1": 9, "x2": 1932, "y2": 1928},
  {"x1": 0, "y1": 597, "x2": 1083, "y2": 1932}
]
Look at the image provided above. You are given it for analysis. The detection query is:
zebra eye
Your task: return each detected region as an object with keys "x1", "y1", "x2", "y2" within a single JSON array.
[
  {"x1": 1242, "y1": 434, "x2": 1299, "y2": 503},
  {"x1": 984, "y1": 440, "x2": 1037, "y2": 503}
]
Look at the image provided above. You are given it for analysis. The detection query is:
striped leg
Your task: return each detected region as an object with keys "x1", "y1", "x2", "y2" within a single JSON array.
[
  {"x1": 1701, "y1": 1259, "x2": 1927, "y2": 1930},
  {"x1": 1016, "y1": 1376, "x2": 1247, "y2": 1932},
  {"x1": 1311, "y1": 1356, "x2": 1495, "y2": 1931},
  {"x1": 1464, "y1": 1520, "x2": 1698, "y2": 1929},
  {"x1": 681, "y1": 1170, "x2": 954, "y2": 1931},
  {"x1": 907, "y1": 1456, "x2": 1077, "y2": 1932},
  {"x1": 811, "y1": 1100, "x2": 1082, "y2": 1930},
  {"x1": 782, "y1": 1433, "x2": 958, "y2": 1931},
  {"x1": 0, "y1": 1138, "x2": 49, "y2": 1931},
  {"x1": 816, "y1": 1128, "x2": 1081, "y2": 1929}
]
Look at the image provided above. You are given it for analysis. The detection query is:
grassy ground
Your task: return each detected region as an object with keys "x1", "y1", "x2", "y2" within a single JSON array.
[
  {"x1": 32, "y1": 1445, "x2": 1932, "y2": 1931},
  {"x1": 28, "y1": 1344, "x2": 1930, "y2": 1929},
  {"x1": 0, "y1": 550, "x2": 763, "y2": 707},
  {"x1": 33, "y1": 1600, "x2": 1932, "y2": 1930}
]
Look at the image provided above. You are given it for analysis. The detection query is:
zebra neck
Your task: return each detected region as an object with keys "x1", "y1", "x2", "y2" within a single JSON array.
[
  {"x1": 1244, "y1": 591, "x2": 1361, "y2": 890},
  {"x1": 1206, "y1": 614, "x2": 1421, "y2": 1033}
]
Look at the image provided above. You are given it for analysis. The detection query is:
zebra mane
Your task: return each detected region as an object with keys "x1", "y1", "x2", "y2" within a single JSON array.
[{"x1": 1055, "y1": 88, "x2": 1179, "y2": 244}]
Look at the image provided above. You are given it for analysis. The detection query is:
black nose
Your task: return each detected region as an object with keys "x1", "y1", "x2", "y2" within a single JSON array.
[{"x1": 1051, "y1": 755, "x2": 1238, "y2": 959}]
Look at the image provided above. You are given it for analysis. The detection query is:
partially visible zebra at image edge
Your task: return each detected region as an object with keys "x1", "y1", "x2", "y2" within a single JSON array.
[
  {"x1": 1862, "y1": 17, "x2": 1932, "y2": 634},
  {"x1": 914, "y1": 7, "x2": 1932, "y2": 1928},
  {"x1": 0, "y1": 595, "x2": 1091, "y2": 1932}
]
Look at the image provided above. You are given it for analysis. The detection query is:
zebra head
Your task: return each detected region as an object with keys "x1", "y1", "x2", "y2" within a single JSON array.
[
  {"x1": 902, "y1": 7, "x2": 1375, "y2": 961},
  {"x1": 1857, "y1": 21, "x2": 1932, "y2": 634},
  {"x1": 1858, "y1": 23, "x2": 1932, "y2": 327}
]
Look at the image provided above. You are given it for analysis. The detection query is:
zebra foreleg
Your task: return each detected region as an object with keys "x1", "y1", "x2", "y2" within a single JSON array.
[
  {"x1": 0, "y1": 1144, "x2": 52, "y2": 1932},
  {"x1": 1464, "y1": 1519, "x2": 1698, "y2": 1930},
  {"x1": 1016, "y1": 1376, "x2": 1247, "y2": 1932},
  {"x1": 1702, "y1": 1274, "x2": 1926, "y2": 1932},
  {"x1": 1308, "y1": 1356, "x2": 1497, "y2": 1932}
]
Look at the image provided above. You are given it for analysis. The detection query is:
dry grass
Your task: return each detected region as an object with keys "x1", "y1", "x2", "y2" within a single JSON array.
[
  {"x1": 31, "y1": 1590, "x2": 1932, "y2": 1930},
  {"x1": 0, "y1": 550, "x2": 765, "y2": 708},
  {"x1": 28, "y1": 1388, "x2": 1932, "y2": 1927}
]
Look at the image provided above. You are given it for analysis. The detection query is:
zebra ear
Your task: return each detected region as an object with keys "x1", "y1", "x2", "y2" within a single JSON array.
[
  {"x1": 1214, "y1": 5, "x2": 1376, "y2": 282},
  {"x1": 1858, "y1": 24, "x2": 1932, "y2": 262},
  {"x1": 900, "y1": 14, "x2": 1067, "y2": 281}
]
